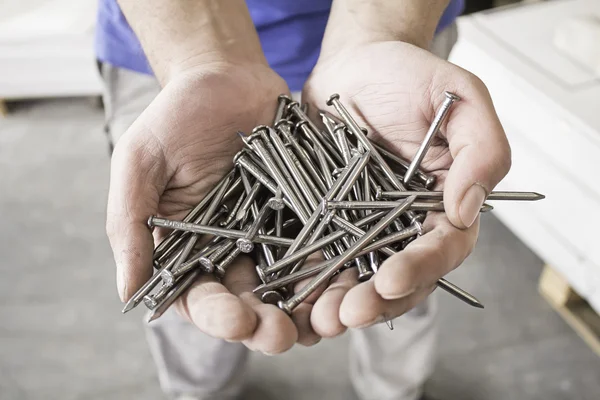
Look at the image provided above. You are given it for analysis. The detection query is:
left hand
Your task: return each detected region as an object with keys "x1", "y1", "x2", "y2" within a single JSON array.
[
  {"x1": 106, "y1": 61, "x2": 307, "y2": 354},
  {"x1": 300, "y1": 40, "x2": 511, "y2": 337}
]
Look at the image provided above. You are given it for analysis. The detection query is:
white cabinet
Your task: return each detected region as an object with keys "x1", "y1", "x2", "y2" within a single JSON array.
[{"x1": 450, "y1": 0, "x2": 600, "y2": 313}]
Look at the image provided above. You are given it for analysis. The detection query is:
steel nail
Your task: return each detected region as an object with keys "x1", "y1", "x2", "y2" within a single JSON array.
[
  {"x1": 332, "y1": 123, "x2": 352, "y2": 165},
  {"x1": 269, "y1": 128, "x2": 320, "y2": 208},
  {"x1": 403, "y1": 92, "x2": 460, "y2": 185},
  {"x1": 355, "y1": 255, "x2": 374, "y2": 281},
  {"x1": 222, "y1": 191, "x2": 247, "y2": 226},
  {"x1": 277, "y1": 121, "x2": 328, "y2": 194},
  {"x1": 234, "y1": 150, "x2": 302, "y2": 215},
  {"x1": 372, "y1": 143, "x2": 436, "y2": 189},
  {"x1": 236, "y1": 180, "x2": 263, "y2": 222},
  {"x1": 437, "y1": 278, "x2": 484, "y2": 309},
  {"x1": 261, "y1": 290, "x2": 285, "y2": 305},
  {"x1": 273, "y1": 94, "x2": 292, "y2": 124},
  {"x1": 285, "y1": 143, "x2": 325, "y2": 199},
  {"x1": 122, "y1": 247, "x2": 184, "y2": 313},
  {"x1": 147, "y1": 216, "x2": 295, "y2": 247},
  {"x1": 146, "y1": 270, "x2": 200, "y2": 323},
  {"x1": 143, "y1": 280, "x2": 173, "y2": 310},
  {"x1": 170, "y1": 171, "x2": 233, "y2": 273},
  {"x1": 323, "y1": 200, "x2": 494, "y2": 213},
  {"x1": 236, "y1": 199, "x2": 277, "y2": 253},
  {"x1": 214, "y1": 246, "x2": 243, "y2": 278},
  {"x1": 256, "y1": 127, "x2": 312, "y2": 216},
  {"x1": 197, "y1": 240, "x2": 237, "y2": 272},
  {"x1": 315, "y1": 145, "x2": 334, "y2": 189},
  {"x1": 377, "y1": 190, "x2": 545, "y2": 201},
  {"x1": 289, "y1": 102, "x2": 343, "y2": 167}
]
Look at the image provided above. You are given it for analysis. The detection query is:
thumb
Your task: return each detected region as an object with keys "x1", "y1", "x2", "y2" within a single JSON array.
[
  {"x1": 106, "y1": 131, "x2": 167, "y2": 302},
  {"x1": 440, "y1": 77, "x2": 512, "y2": 229}
]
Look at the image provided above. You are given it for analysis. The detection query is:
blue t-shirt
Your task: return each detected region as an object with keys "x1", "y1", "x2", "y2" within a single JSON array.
[{"x1": 95, "y1": 0, "x2": 464, "y2": 91}]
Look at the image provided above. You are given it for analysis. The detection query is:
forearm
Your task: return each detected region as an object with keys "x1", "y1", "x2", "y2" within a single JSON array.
[
  {"x1": 321, "y1": 0, "x2": 450, "y2": 53},
  {"x1": 118, "y1": 0, "x2": 266, "y2": 84}
]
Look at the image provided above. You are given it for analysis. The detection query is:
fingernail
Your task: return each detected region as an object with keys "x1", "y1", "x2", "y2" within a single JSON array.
[
  {"x1": 379, "y1": 286, "x2": 416, "y2": 300},
  {"x1": 375, "y1": 269, "x2": 417, "y2": 300},
  {"x1": 116, "y1": 263, "x2": 126, "y2": 302},
  {"x1": 355, "y1": 314, "x2": 387, "y2": 329},
  {"x1": 459, "y1": 183, "x2": 487, "y2": 228}
]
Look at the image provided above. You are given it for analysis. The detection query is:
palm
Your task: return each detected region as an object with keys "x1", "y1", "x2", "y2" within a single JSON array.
[
  {"x1": 304, "y1": 42, "x2": 455, "y2": 185},
  {"x1": 145, "y1": 65, "x2": 289, "y2": 220}
]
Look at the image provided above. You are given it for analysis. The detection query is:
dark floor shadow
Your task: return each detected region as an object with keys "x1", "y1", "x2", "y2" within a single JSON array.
[
  {"x1": 241, "y1": 382, "x2": 279, "y2": 400},
  {"x1": 425, "y1": 372, "x2": 489, "y2": 400}
]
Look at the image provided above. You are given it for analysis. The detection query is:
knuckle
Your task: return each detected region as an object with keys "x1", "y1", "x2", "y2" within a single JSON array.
[
  {"x1": 460, "y1": 70, "x2": 488, "y2": 95},
  {"x1": 105, "y1": 216, "x2": 116, "y2": 241},
  {"x1": 173, "y1": 298, "x2": 194, "y2": 324},
  {"x1": 487, "y1": 139, "x2": 512, "y2": 184},
  {"x1": 459, "y1": 235, "x2": 476, "y2": 263},
  {"x1": 298, "y1": 334, "x2": 321, "y2": 347},
  {"x1": 110, "y1": 133, "x2": 137, "y2": 163},
  {"x1": 265, "y1": 332, "x2": 296, "y2": 354},
  {"x1": 499, "y1": 144, "x2": 513, "y2": 176},
  {"x1": 105, "y1": 211, "x2": 124, "y2": 245},
  {"x1": 114, "y1": 127, "x2": 166, "y2": 169},
  {"x1": 432, "y1": 224, "x2": 473, "y2": 271},
  {"x1": 457, "y1": 225, "x2": 478, "y2": 263}
]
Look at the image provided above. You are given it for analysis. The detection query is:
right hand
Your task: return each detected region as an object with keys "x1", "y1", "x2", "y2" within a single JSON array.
[
  {"x1": 106, "y1": 61, "x2": 317, "y2": 354},
  {"x1": 302, "y1": 40, "x2": 511, "y2": 336}
]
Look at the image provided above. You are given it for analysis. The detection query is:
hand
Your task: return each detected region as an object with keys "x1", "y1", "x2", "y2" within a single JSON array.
[
  {"x1": 106, "y1": 62, "x2": 308, "y2": 354},
  {"x1": 301, "y1": 41, "x2": 511, "y2": 336}
]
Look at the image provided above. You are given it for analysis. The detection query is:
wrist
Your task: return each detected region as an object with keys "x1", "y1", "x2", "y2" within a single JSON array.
[
  {"x1": 119, "y1": 0, "x2": 268, "y2": 85},
  {"x1": 166, "y1": 41, "x2": 268, "y2": 84},
  {"x1": 319, "y1": 0, "x2": 449, "y2": 57},
  {"x1": 162, "y1": 14, "x2": 268, "y2": 83},
  {"x1": 320, "y1": 28, "x2": 429, "y2": 57}
]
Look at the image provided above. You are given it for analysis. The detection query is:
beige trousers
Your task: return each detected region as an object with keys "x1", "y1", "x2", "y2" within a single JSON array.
[{"x1": 101, "y1": 25, "x2": 457, "y2": 400}]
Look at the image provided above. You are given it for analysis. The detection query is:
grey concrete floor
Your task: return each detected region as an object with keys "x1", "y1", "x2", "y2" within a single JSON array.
[{"x1": 1, "y1": 98, "x2": 599, "y2": 400}]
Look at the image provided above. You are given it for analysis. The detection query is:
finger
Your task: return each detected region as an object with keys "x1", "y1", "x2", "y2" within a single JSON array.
[
  {"x1": 291, "y1": 252, "x2": 330, "y2": 305},
  {"x1": 374, "y1": 212, "x2": 478, "y2": 300},
  {"x1": 310, "y1": 267, "x2": 358, "y2": 338},
  {"x1": 288, "y1": 254, "x2": 328, "y2": 346},
  {"x1": 241, "y1": 298, "x2": 298, "y2": 354},
  {"x1": 222, "y1": 257, "x2": 298, "y2": 354},
  {"x1": 106, "y1": 128, "x2": 168, "y2": 302},
  {"x1": 340, "y1": 280, "x2": 435, "y2": 328},
  {"x1": 174, "y1": 271, "x2": 258, "y2": 342},
  {"x1": 292, "y1": 303, "x2": 321, "y2": 346},
  {"x1": 288, "y1": 283, "x2": 323, "y2": 346},
  {"x1": 432, "y1": 72, "x2": 512, "y2": 228}
]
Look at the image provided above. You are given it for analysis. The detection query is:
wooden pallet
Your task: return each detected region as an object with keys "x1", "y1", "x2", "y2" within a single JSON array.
[
  {"x1": 539, "y1": 265, "x2": 600, "y2": 357},
  {"x1": 0, "y1": 99, "x2": 7, "y2": 117}
]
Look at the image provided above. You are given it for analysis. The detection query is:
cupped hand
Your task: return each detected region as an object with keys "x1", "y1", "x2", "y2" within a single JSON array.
[
  {"x1": 302, "y1": 41, "x2": 511, "y2": 336},
  {"x1": 106, "y1": 62, "x2": 308, "y2": 354}
]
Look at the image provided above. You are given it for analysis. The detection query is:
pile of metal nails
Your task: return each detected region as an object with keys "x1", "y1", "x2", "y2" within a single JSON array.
[{"x1": 122, "y1": 92, "x2": 545, "y2": 324}]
